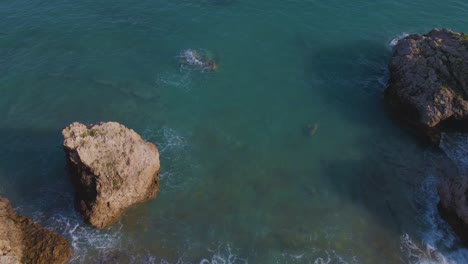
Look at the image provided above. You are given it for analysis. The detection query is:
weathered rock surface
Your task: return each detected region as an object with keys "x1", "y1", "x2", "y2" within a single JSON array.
[
  {"x1": 385, "y1": 28, "x2": 468, "y2": 144},
  {"x1": 385, "y1": 28, "x2": 468, "y2": 245},
  {"x1": 62, "y1": 122, "x2": 160, "y2": 229},
  {"x1": 437, "y1": 167, "x2": 468, "y2": 246},
  {"x1": 437, "y1": 135, "x2": 468, "y2": 246},
  {"x1": 0, "y1": 195, "x2": 72, "y2": 264}
]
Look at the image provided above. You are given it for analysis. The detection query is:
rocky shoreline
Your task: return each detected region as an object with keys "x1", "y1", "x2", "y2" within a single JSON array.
[
  {"x1": 386, "y1": 28, "x2": 468, "y2": 246},
  {"x1": 1, "y1": 28, "x2": 466, "y2": 263},
  {"x1": 0, "y1": 195, "x2": 72, "y2": 264},
  {"x1": 0, "y1": 121, "x2": 161, "y2": 263}
]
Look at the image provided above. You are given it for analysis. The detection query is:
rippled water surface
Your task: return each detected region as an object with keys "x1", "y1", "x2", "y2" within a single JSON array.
[{"x1": 1, "y1": 0, "x2": 468, "y2": 263}]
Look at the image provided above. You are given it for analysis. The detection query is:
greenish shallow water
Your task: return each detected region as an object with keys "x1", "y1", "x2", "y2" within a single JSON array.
[{"x1": 1, "y1": 0, "x2": 468, "y2": 263}]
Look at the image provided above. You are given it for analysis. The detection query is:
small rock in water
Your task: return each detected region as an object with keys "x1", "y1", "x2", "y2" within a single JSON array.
[
  {"x1": 303, "y1": 123, "x2": 319, "y2": 137},
  {"x1": 178, "y1": 49, "x2": 218, "y2": 72}
]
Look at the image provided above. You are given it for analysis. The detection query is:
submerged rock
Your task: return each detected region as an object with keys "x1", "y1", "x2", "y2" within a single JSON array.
[
  {"x1": 178, "y1": 49, "x2": 218, "y2": 72},
  {"x1": 385, "y1": 28, "x2": 468, "y2": 144},
  {"x1": 302, "y1": 123, "x2": 319, "y2": 137},
  {"x1": 62, "y1": 122, "x2": 160, "y2": 229},
  {"x1": 0, "y1": 195, "x2": 72, "y2": 264}
]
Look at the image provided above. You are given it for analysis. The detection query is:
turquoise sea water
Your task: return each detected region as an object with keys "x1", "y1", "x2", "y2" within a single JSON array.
[{"x1": 1, "y1": 0, "x2": 468, "y2": 263}]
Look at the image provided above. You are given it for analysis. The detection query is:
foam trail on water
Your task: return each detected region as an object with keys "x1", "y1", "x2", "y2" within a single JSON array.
[
  {"x1": 142, "y1": 126, "x2": 189, "y2": 158},
  {"x1": 275, "y1": 249, "x2": 357, "y2": 264},
  {"x1": 157, "y1": 127, "x2": 190, "y2": 157},
  {"x1": 400, "y1": 234, "x2": 454, "y2": 264},
  {"x1": 414, "y1": 174, "x2": 455, "y2": 249},
  {"x1": 199, "y1": 243, "x2": 248, "y2": 264},
  {"x1": 438, "y1": 134, "x2": 468, "y2": 263},
  {"x1": 141, "y1": 126, "x2": 196, "y2": 192},
  {"x1": 130, "y1": 253, "x2": 157, "y2": 264},
  {"x1": 406, "y1": 135, "x2": 468, "y2": 263},
  {"x1": 46, "y1": 215, "x2": 123, "y2": 263},
  {"x1": 12, "y1": 179, "x2": 123, "y2": 263},
  {"x1": 408, "y1": 173, "x2": 468, "y2": 264}
]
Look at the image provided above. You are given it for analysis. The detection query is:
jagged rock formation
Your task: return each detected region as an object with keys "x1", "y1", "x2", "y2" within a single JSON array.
[
  {"x1": 438, "y1": 172, "x2": 468, "y2": 246},
  {"x1": 385, "y1": 28, "x2": 468, "y2": 144},
  {"x1": 385, "y1": 28, "x2": 468, "y2": 245},
  {"x1": 62, "y1": 122, "x2": 160, "y2": 229},
  {"x1": 437, "y1": 135, "x2": 468, "y2": 246},
  {"x1": 0, "y1": 195, "x2": 72, "y2": 264}
]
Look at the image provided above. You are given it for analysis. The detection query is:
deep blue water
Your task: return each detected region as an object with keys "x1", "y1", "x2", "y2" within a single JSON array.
[{"x1": 1, "y1": 0, "x2": 468, "y2": 263}]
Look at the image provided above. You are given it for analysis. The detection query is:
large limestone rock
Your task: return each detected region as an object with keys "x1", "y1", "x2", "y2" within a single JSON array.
[
  {"x1": 385, "y1": 28, "x2": 468, "y2": 144},
  {"x1": 0, "y1": 195, "x2": 72, "y2": 264},
  {"x1": 62, "y1": 122, "x2": 160, "y2": 229}
]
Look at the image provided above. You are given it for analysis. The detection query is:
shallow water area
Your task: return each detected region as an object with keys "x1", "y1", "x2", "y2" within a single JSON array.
[{"x1": 1, "y1": 0, "x2": 468, "y2": 263}]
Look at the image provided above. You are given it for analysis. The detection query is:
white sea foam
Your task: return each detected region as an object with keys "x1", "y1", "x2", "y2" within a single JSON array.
[
  {"x1": 138, "y1": 242, "x2": 248, "y2": 264},
  {"x1": 406, "y1": 139, "x2": 468, "y2": 264},
  {"x1": 142, "y1": 126, "x2": 199, "y2": 193},
  {"x1": 10, "y1": 179, "x2": 123, "y2": 263},
  {"x1": 158, "y1": 127, "x2": 190, "y2": 156},
  {"x1": 275, "y1": 250, "x2": 357, "y2": 264},
  {"x1": 400, "y1": 234, "x2": 454, "y2": 264},
  {"x1": 177, "y1": 49, "x2": 215, "y2": 73},
  {"x1": 199, "y1": 243, "x2": 248, "y2": 264},
  {"x1": 142, "y1": 126, "x2": 189, "y2": 157},
  {"x1": 410, "y1": 174, "x2": 461, "y2": 263},
  {"x1": 389, "y1": 32, "x2": 410, "y2": 47},
  {"x1": 414, "y1": 174, "x2": 455, "y2": 249},
  {"x1": 129, "y1": 253, "x2": 157, "y2": 264},
  {"x1": 180, "y1": 49, "x2": 204, "y2": 67},
  {"x1": 45, "y1": 214, "x2": 123, "y2": 263}
]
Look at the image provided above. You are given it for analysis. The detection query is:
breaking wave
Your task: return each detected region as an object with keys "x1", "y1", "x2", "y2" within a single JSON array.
[
  {"x1": 400, "y1": 233, "x2": 454, "y2": 264},
  {"x1": 272, "y1": 249, "x2": 358, "y2": 264},
  {"x1": 403, "y1": 135, "x2": 468, "y2": 264},
  {"x1": 49, "y1": 215, "x2": 123, "y2": 263},
  {"x1": 19, "y1": 174, "x2": 123, "y2": 263},
  {"x1": 142, "y1": 126, "x2": 189, "y2": 157},
  {"x1": 142, "y1": 126, "x2": 199, "y2": 192},
  {"x1": 389, "y1": 32, "x2": 410, "y2": 47},
  {"x1": 199, "y1": 244, "x2": 248, "y2": 264}
]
